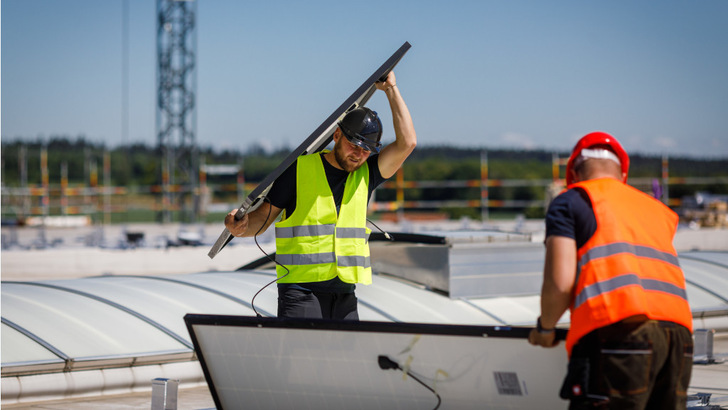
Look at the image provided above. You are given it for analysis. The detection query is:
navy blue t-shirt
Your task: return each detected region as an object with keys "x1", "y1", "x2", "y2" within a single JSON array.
[
  {"x1": 545, "y1": 188, "x2": 597, "y2": 249},
  {"x1": 268, "y1": 153, "x2": 386, "y2": 293}
]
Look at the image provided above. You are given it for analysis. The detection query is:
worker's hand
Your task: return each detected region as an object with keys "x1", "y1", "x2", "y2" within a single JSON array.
[
  {"x1": 225, "y1": 209, "x2": 249, "y2": 237},
  {"x1": 376, "y1": 71, "x2": 396, "y2": 91},
  {"x1": 528, "y1": 328, "x2": 559, "y2": 348}
]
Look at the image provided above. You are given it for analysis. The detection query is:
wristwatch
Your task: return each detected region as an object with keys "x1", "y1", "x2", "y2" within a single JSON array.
[{"x1": 537, "y1": 317, "x2": 555, "y2": 334}]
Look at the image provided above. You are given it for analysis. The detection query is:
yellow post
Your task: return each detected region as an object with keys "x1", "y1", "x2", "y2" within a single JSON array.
[
  {"x1": 552, "y1": 153, "x2": 560, "y2": 181},
  {"x1": 661, "y1": 154, "x2": 669, "y2": 205},
  {"x1": 238, "y1": 158, "x2": 245, "y2": 205},
  {"x1": 61, "y1": 162, "x2": 68, "y2": 215},
  {"x1": 104, "y1": 151, "x2": 111, "y2": 225},
  {"x1": 481, "y1": 150, "x2": 489, "y2": 221},
  {"x1": 41, "y1": 146, "x2": 49, "y2": 218},
  {"x1": 396, "y1": 167, "x2": 405, "y2": 221}
]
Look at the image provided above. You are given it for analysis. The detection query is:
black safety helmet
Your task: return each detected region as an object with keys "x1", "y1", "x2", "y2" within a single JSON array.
[{"x1": 338, "y1": 107, "x2": 383, "y2": 153}]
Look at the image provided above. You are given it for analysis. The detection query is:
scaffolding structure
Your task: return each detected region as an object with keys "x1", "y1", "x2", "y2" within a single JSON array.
[{"x1": 156, "y1": 0, "x2": 198, "y2": 223}]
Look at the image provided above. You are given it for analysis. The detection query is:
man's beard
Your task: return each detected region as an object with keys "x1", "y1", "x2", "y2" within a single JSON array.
[{"x1": 333, "y1": 142, "x2": 365, "y2": 173}]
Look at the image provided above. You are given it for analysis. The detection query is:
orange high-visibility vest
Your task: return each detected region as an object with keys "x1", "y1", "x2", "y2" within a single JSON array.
[{"x1": 565, "y1": 178, "x2": 692, "y2": 356}]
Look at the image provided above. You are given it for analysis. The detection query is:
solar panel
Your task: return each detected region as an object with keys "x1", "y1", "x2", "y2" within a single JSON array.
[
  {"x1": 185, "y1": 315, "x2": 569, "y2": 410},
  {"x1": 208, "y1": 41, "x2": 412, "y2": 259}
]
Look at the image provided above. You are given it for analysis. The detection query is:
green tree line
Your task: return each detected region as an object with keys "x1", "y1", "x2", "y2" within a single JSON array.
[{"x1": 2, "y1": 136, "x2": 727, "y2": 220}]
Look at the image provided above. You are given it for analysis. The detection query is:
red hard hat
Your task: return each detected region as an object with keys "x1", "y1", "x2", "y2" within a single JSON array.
[{"x1": 566, "y1": 132, "x2": 629, "y2": 186}]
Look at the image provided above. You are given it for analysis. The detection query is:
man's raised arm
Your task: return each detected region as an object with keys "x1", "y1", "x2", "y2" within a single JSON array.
[{"x1": 376, "y1": 71, "x2": 417, "y2": 179}]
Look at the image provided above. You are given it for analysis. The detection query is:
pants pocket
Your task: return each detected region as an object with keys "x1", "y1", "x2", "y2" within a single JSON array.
[
  {"x1": 676, "y1": 336, "x2": 694, "y2": 397},
  {"x1": 598, "y1": 341, "x2": 652, "y2": 395},
  {"x1": 560, "y1": 357, "x2": 590, "y2": 400},
  {"x1": 277, "y1": 288, "x2": 320, "y2": 318}
]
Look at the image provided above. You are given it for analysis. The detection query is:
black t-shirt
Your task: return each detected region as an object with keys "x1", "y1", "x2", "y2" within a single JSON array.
[
  {"x1": 268, "y1": 152, "x2": 387, "y2": 293},
  {"x1": 545, "y1": 188, "x2": 597, "y2": 249}
]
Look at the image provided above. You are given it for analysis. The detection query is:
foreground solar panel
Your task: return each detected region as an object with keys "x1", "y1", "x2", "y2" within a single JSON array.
[{"x1": 185, "y1": 315, "x2": 569, "y2": 410}]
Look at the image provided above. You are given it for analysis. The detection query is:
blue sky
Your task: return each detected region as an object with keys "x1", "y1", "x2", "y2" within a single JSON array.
[{"x1": 2, "y1": 0, "x2": 727, "y2": 158}]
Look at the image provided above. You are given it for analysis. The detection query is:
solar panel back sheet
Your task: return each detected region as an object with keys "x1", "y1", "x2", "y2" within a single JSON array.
[{"x1": 185, "y1": 315, "x2": 569, "y2": 410}]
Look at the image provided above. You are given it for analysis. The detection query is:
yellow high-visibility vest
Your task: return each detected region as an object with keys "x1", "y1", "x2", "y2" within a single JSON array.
[{"x1": 274, "y1": 152, "x2": 372, "y2": 284}]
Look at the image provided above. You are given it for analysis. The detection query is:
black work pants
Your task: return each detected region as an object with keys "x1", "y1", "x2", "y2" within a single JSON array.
[
  {"x1": 277, "y1": 287, "x2": 359, "y2": 320},
  {"x1": 564, "y1": 318, "x2": 693, "y2": 410}
]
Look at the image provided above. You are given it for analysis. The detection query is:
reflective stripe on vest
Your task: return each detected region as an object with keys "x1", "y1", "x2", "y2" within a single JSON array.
[
  {"x1": 336, "y1": 227, "x2": 369, "y2": 239},
  {"x1": 565, "y1": 178, "x2": 692, "y2": 356},
  {"x1": 276, "y1": 224, "x2": 336, "y2": 239},
  {"x1": 274, "y1": 250, "x2": 370, "y2": 269},
  {"x1": 276, "y1": 252, "x2": 336, "y2": 266},
  {"x1": 576, "y1": 242, "x2": 681, "y2": 284},
  {"x1": 574, "y1": 273, "x2": 688, "y2": 309},
  {"x1": 338, "y1": 255, "x2": 371, "y2": 268}
]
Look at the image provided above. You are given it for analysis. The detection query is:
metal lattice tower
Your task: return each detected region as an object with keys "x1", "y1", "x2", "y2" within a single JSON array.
[{"x1": 156, "y1": 0, "x2": 198, "y2": 224}]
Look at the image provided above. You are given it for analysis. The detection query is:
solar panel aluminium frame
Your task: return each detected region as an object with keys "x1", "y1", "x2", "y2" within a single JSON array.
[
  {"x1": 208, "y1": 41, "x2": 412, "y2": 259},
  {"x1": 184, "y1": 314, "x2": 567, "y2": 410}
]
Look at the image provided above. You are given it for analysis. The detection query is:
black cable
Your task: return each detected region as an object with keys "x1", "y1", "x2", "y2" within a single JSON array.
[
  {"x1": 377, "y1": 355, "x2": 441, "y2": 410},
  {"x1": 250, "y1": 197, "x2": 290, "y2": 317},
  {"x1": 367, "y1": 219, "x2": 393, "y2": 241},
  {"x1": 250, "y1": 204, "x2": 385, "y2": 316}
]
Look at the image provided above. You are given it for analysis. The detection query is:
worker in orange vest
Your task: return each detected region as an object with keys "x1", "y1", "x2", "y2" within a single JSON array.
[{"x1": 528, "y1": 132, "x2": 693, "y2": 409}]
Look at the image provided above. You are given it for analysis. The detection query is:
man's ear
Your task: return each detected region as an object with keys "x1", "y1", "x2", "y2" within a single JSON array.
[
  {"x1": 569, "y1": 169, "x2": 581, "y2": 184},
  {"x1": 332, "y1": 128, "x2": 341, "y2": 143}
]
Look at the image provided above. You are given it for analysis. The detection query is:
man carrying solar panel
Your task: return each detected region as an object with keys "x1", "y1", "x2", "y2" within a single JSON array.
[{"x1": 225, "y1": 71, "x2": 416, "y2": 320}]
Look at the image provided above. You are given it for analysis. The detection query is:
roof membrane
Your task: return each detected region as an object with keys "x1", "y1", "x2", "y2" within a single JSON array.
[{"x1": 2, "y1": 249, "x2": 727, "y2": 377}]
